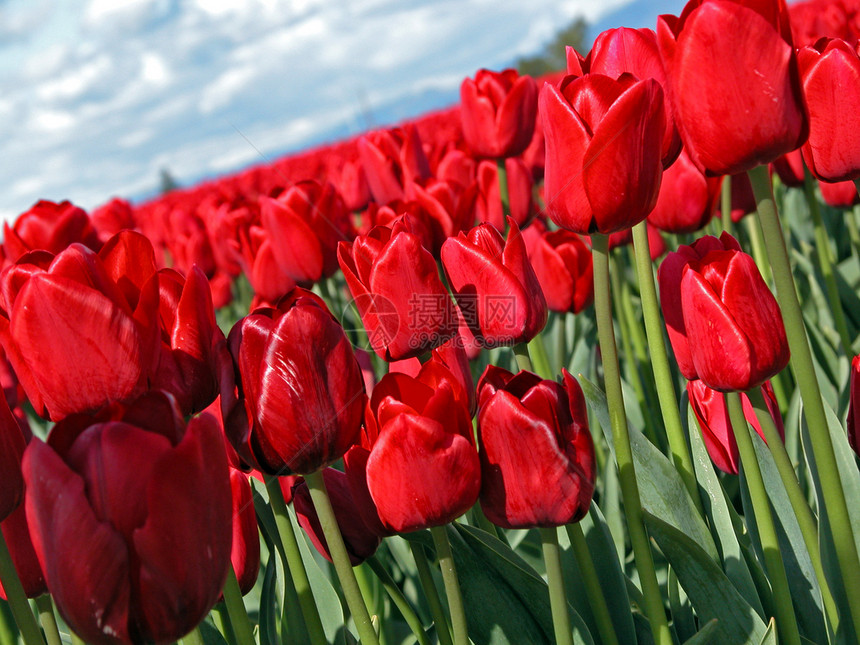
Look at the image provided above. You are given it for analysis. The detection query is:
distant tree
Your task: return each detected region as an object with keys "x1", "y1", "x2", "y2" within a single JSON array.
[
  {"x1": 159, "y1": 168, "x2": 180, "y2": 194},
  {"x1": 516, "y1": 16, "x2": 588, "y2": 77}
]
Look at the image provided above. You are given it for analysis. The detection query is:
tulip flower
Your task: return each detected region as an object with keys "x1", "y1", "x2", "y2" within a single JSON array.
[
  {"x1": 0, "y1": 504, "x2": 46, "y2": 600},
  {"x1": 2, "y1": 199, "x2": 101, "y2": 266},
  {"x1": 522, "y1": 220, "x2": 594, "y2": 314},
  {"x1": 799, "y1": 38, "x2": 860, "y2": 181},
  {"x1": 0, "y1": 395, "x2": 26, "y2": 523},
  {"x1": 441, "y1": 219, "x2": 547, "y2": 347},
  {"x1": 820, "y1": 177, "x2": 860, "y2": 207},
  {"x1": 540, "y1": 73, "x2": 666, "y2": 234},
  {"x1": 656, "y1": 0, "x2": 808, "y2": 176},
  {"x1": 357, "y1": 361, "x2": 480, "y2": 533},
  {"x1": 229, "y1": 468, "x2": 261, "y2": 595},
  {"x1": 688, "y1": 380, "x2": 784, "y2": 474},
  {"x1": 658, "y1": 232, "x2": 789, "y2": 391},
  {"x1": 292, "y1": 468, "x2": 383, "y2": 565},
  {"x1": 460, "y1": 68, "x2": 538, "y2": 159},
  {"x1": 338, "y1": 216, "x2": 458, "y2": 361},
  {"x1": 475, "y1": 157, "x2": 534, "y2": 230},
  {"x1": 91, "y1": 197, "x2": 136, "y2": 243},
  {"x1": 647, "y1": 147, "x2": 721, "y2": 233},
  {"x1": 22, "y1": 392, "x2": 232, "y2": 645},
  {"x1": 227, "y1": 288, "x2": 365, "y2": 474},
  {"x1": 358, "y1": 126, "x2": 431, "y2": 205},
  {"x1": 848, "y1": 355, "x2": 860, "y2": 456},
  {"x1": 476, "y1": 367, "x2": 596, "y2": 528}
]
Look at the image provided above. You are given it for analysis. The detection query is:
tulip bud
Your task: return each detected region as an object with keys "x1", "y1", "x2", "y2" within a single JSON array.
[
  {"x1": 475, "y1": 157, "x2": 534, "y2": 230},
  {"x1": 522, "y1": 221, "x2": 594, "y2": 314},
  {"x1": 229, "y1": 469, "x2": 261, "y2": 595},
  {"x1": 848, "y1": 355, "x2": 860, "y2": 456},
  {"x1": 477, "y1": 367, "x2": 596, "y2": 528},
  {"x1": 2, "y1": 200, "x2": 101, "y2": 266},
  {"x1": 647, "y1": 147, "x2": 721, "y2": 233}
]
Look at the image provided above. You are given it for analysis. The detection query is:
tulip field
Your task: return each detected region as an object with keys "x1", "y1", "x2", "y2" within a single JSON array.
[{"x1": 4, "y1": 0, "x2": 860, "y2": 643}]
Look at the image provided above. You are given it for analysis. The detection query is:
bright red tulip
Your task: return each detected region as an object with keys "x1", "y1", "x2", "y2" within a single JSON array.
[
  {"x1": 2, "y1": 200, "x2": 100, "y2": 266},
  {"x1": 477, "y1": 367, "x2": 595, "y2": 528},
  {"x1": 657, "y1": 0, "x2": 808, "y2": 176},
  {"x1": 659, "y1": 232, "x2": 789, "y2": 391},
  {"x1": 91, "y1": 198, "x2": 136, "y2": 243},
  {"x1": 688, "y1": 380, "x2": 784, "y2": 474},
  {"x1": 22, "y1": 393, "x2": 232, "y2": 645},
  {"x1": 522, "y1": 220, "x2": 594, "y2": 314},
  {"x1": 338, "y1": 216, "x2": 457, "y2": 361},
  {"x1": 475, "y1": 157, "x2": 534, "y2": 230},
  {"x1": 647, "y1": 147, "x2": 721, "y2": 233},
  {"x1": 358, "y1": 126, "x2": 431, "y2": 205},
  {"x1": 541, "y1": 73, "x2": 666, "y2": 234},
  {"x1": 820, "y1": 177, "x2": 860, "y2": 207},
  {"x1": 799, "y1": 38, "x2": 860, "y2": 181},
  {"x1": 227, "y1": 288, "x2": 365, "y2": 474},
  {"x1": 441, "y1": 219, "x2": 547, "y2": 347},
  {"x1": 460, "y1": 69, "x2": 538, "y2": 159}
]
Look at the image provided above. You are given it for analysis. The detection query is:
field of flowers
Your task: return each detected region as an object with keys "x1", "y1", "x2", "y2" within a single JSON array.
[{"x1": 2, "y1": 0, "x2": 860, "y2": 643}]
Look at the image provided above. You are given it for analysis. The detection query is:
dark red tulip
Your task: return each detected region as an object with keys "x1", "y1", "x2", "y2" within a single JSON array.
[
  {"x1": 229, "y1": 469, "x2": 261, "y2": 595},
  {"x1": 849, "y1": 355, "x2": 860, "y2": 455},
  {"x1": 475, "y1": 157, "x2": 534, "y2": 230},
  {"x1": 541, "y1": 73, "x2": 666, "y2": 234},
  {"x1": 730, "y1": 172, "x2": 758, "y2": 223},
  {"x1": 477, "y1": 367, "x2": 595, "y2": 529},
  {"x1": 338, "y1": 216, "x2": 457, "y2": 361},
  {"x1": 227, "y1": 288, "x2": 365, "y2": 474},
  {"x1": 0, "y1": 503, "x2": 46, "y2": 600},
  {"x1": 522, "y1": 220, "x2": 594, "y2": 314},
  {"x1": 647, "y1": 147, "x2": 721, "y2": 233},
  {"x1": 799, "y1": 38, "x2": 860, "y2": 181},
  {"x1": 292, "y1": 468, "x2": 383, "y2": 565},
  {"x1": 22, "y1": 393, "x2": 232, "y2": 645},
  {"x1": 0, "y1": 394, "x2": 26, "y2": 522},
  {"x1": 460, "y1": 69, "x2": 538, "y2": 159},
  {"x1": 659, "y1": 232, "x2": 789, "y2": 391},
  {"x1": 688, "y1": 380, "x2": 784, "y2": 474},
  {"x1": 2, "y1": 200, "x2": 101, "y2": 266},
  {"x1": 772, "y1": 148, "x2": 806, "y2": 187},
  {"x1": 657, "y1": 0, "x2": 808, "y2": 176},
  {"x1": 441, "y1": 219, "x2": 547, "y2": 347},
  {"x1": 360, "y1": 363, "x2": 480, "y2": 533}
]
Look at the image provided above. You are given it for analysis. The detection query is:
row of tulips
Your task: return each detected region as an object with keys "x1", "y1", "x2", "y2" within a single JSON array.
[{"x1": 4, "y1": 0, "x2": 860, "y2": 643}]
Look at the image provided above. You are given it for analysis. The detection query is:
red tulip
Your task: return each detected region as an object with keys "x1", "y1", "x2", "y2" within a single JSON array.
[
  {"x1": 460, "y1": 69, "x2": 538, "y2": 159},
  {"x1": 849, "y1": 355, "x2": 860, "y2": 455},
  {"x1": 657, "y1": 0, "x2": 808, "y2": 176},
  {"x1": 647, "y1": 147, "x2": 721, "y2": 233},
  {"x1": 0, "y1": 395, "x2": 26, "y2": 522},
  {"x1": 799, "y1": 38, "x2": 860, "y2": 182},
  {"x1": 358, "y1": 126, "x2": 431, "y2": 205},
  {"x1": 227, "y1": 288, "x2": 365, "y2": 474},
  {"x1": 820, "y1": 177, "x2": 860, "y2": 207},
  {"x1": 22, "y1": 393, "x2": 232, "y2": 645},
  {"x1": 477, "y1": 367, "x2": 596, "y2": 528},
  {"x1": 2, "y1": 200, "x2": 100, "y2": 266},
  {"x1": 0, "y1": 503, "x2": 46, "y2": 600},
  {"x1": 522, "y1": 220, "x2": 594, "y2": 314},
  {"x1": 540, "y1": 73, "x2": 666, "y2": 234},
  {"x1": 338, "y1": 216, "x2": 458, "y2": 361},
  {"x1": 229, "y1": 469, "x2": 261, "y2": 595},
  {"x1": 441, "y1": 219, "x2": 547, "y2": 347},
  {"x1": 658, "y1": 232, "x2": 789, "y2": 391},
  {"x1": 475, "y1": 157, "x2": 534, "y2": 230},
  {"x1": 91, "y1": 198, "x2": 136, "y2": 243},
  {"x1": 688, "y1": 380, "x2": 784, "y2": 474}
]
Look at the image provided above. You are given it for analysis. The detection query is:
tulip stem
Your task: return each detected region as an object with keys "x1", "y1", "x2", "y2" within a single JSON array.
[
  {"x1": 496, "y1": 158, "x2": 511, "y2": 221},
  {"x1": 848, "y1": 198, "x2": 860, "y2": 261},
  {"x1": 527, "y1": 334, "x2": 554, "y2": 379},
  {"x1": 222, "y1": 565, "x2": 257, "y2": 645},
  {"x1": 33, "y1": 597, "x2": 60, "y2": 645},
  {"x1": 565, "y1": 524, "x2": 619, "y2": 645},
  {"x1": 725, "y1": 391, "x2": 801, "y2": 645},
  {"x1": 590, "y1": 233, "x2": 672, "y2": 645},
  {"x1": 750, "y1": 163, "x2": 860, "y2": 637},
  {"x1": 430, "y1": 526, "x2": 469, "y2": 645},
  {"x1": 539, "y1": 527, "x2": 573, "y2": 645},
  {"x1": 721, "y1": 174, "x2": 733, "y2": 234},
  {"x1": 264, "y1": 474, "x2": 328, "y2": 645},
  {"x1": 410, "y1": 543, "x2": 454, "y2": 645},
  {"x1": 180, "y1": 626, "x2": 206, "y2": 645},
  {"x1": 744, "y1": 206, "x2": 774, "y2": 288},
  {"x1": 367, "y1": 555, "x2": 431, "y2": 645},
  {"x1": 304, "y1": 470, "x2": 379, "y2": 645},
  {"x1": 631, "y1": 221, "x2": 704, "y2": 514},
  {"x1": 513, "y1": 343, "x2": 533, "y2": 372},
  {"x1": 746, "y1": 388, "x2": 840, "y2": 635},
  {"x1": 0, "y1": 529, "x2": 44, "y2": 645},
  {"x1": 806, "y1": 170, "x2": 853, "y2": 355}
]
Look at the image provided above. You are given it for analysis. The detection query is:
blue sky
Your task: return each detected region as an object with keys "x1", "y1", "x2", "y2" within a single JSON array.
[{"x1": 0, "y1": 0, "x2": 684, "y2": 223}]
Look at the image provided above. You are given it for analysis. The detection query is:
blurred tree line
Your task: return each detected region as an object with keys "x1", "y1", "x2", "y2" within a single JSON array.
[{"x1": 516, "y1": 16, "x2": 588, "y2": 76}]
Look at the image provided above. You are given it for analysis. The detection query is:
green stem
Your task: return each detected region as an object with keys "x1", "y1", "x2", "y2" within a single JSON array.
[
  {"x1": 540, "y1": 527, "x2": 573, "y2": 645},
  {"x1": 528, "y1": 333, "x2": 554, "y2": 380},
  {"x1": 430, "y1": 527, "x2": 468, "y2": 645},
  {"x1": 33, "y1": 597, "x2": 60, "y2": 645},
  {"x1": 631, "y1": 221, "x2": 704, "y2": 514},
  {"x1": 746, "y1": 388, "x2": 840, "y2": 635},
  {"x1": 222, "y1": 565, "x2": 257, "y2": 645},
  {"x1": 725, "y1": 392, "x2": 801, "y2": 645},
  {"x1": 212, "y1": 605, "x2": 237, "y2": 645},
  {"x1": 180, "y1": 625, "x2": 206, "y2": 645},
  {"x1": 410, "y1": 543, "x2": 454, "y2": 645},
  {"x1": 0, "y1": 529, "x2": 44, "y2": 645},
  {"x1": 847, "y1": 198, "x2": 860, "y2": 262},
  {"x1": 566, "y1": 524, "x2": 619, "y2": 645},
  {"x1": 721, "y1": 174, "x2": 733, "y2": 235},
  {"x1": 805, "y1": 171, "x2": 852, "y2": 355},
  {"x1": 744, "y1": 206, "x2": 774, "y2": 288},
  {"x1": 590, "y1": 233, "x2": 672, "y2": 645},
  {"x1": 264, "y1": 474, "x2": 328, "y2": 645},
  {"x1": 750, "y1": 163, "x2": 860, "y2": 637},
  {"x1": 304, "y1": 471, "x2": 379, "y2": 645},
  {"x1": 496, "y1": 158, "x2": 510, "y2": 221},
  {"x1": 513, "y1": 343, "x2": 533, "y2": 372},
  {"x1": 0, "y1": 601, "x2": 14, "y2": 645},
  {"x1": 366, "y1": 556, "x2": 431, "y2": 645}
]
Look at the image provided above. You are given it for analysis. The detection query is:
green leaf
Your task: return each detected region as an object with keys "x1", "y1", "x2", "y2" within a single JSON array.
[
  {"x1": 644, "y1": 512, "x2": 768, "y2": 644},
  {"x1": 758, "y1": 619, "x2": 776, "y2": 645},
  {"x1": 681, "y1": 619, "x2": 720, "y2": 645},
  {"x1": 668, "y1": 567, "x2": 696, "y2": 644}
]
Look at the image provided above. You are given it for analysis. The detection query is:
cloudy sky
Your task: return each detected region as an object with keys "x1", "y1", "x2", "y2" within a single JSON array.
[{"x1": 0, "y1": 0, "x2": 684, "y2": 223}]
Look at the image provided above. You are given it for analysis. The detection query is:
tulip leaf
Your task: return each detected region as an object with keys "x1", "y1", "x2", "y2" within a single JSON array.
[
  {"x1": 580, "y1": 376, "x2": 718, "y2": 562},
  {"x1": 686, "y1": 402, "x2": 765, "y2": 619},
  {"x1": 681, "y1": 619, "x2": 719, "y2": 645},
  {"x1": 644, "y1": 512, "x2": 768, "y2": 644},
  {"x1": 800, "y1": 399, "x2": 860, "y2": 645},
  {"x1": 198, "y1": 616, "x2": 231, "y2": 645},
  {"x1": 669, "y1": 566, "x2": 696, "y2": 643},
  {"x1": 759, "y1": 619, "x2": 776, "y2": 645}
]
